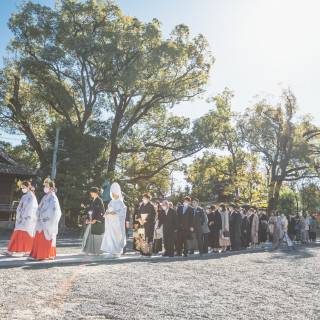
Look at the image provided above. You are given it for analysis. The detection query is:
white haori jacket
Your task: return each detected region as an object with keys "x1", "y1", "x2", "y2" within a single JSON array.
[
  {"x1": 35, "y1": 191, "x2": 62, "y2": 244},
  {"x1": 101, "y1": 183, "x2": 126, "y2": 254},
  {"x1": 14, "y1": 191, "x2": 38, "y2": 237}
]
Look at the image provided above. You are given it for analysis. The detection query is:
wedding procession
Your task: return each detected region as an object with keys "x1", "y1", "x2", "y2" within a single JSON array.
[
  {"x1": 0, "y1": 0, "x2": 319, "y2": 319},
  {"x1": 1, "y1": 179, "x2": 318, "y2": 261}
]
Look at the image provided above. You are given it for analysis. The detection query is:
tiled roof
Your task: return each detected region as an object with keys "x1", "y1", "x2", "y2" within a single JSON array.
[{"x1": 0, "y1": 150, "x2": 37, "y2": 177}]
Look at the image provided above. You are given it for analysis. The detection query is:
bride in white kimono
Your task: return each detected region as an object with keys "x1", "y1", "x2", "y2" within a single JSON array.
[{"x1": 101, "y1": 182, "x2": 126, "y2": 258}]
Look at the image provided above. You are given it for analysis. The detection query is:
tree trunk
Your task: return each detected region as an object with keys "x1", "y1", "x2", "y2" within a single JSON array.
[
  {"x1": 21, "y1": 122, "x2": 44, "y2": 167},
  {"x1": 106, "y1": 142, "x2": 119, "y2": 180},
  {"x1": 267, "y1": 179, "x2": 282, "y2": 213},
  {"x1": 106, "y1": 105, "x2": 123, "y2": 180},
  {"x1": 58, "y1": 195, "x2": 68, "y2": 231}
]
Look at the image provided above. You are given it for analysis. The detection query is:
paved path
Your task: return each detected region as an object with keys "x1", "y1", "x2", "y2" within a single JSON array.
[{"x1": 0, "y1": 243, "x2": 318, "y2": 267}]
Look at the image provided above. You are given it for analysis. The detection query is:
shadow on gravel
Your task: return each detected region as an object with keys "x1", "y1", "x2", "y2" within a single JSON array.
[{"x1": 269, "y1": 246, "x2": 317, "y2": 261}]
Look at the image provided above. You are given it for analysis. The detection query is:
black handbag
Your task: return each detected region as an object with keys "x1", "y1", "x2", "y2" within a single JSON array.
[
  {"x1": 91, "y1": 221, "x2": 105, "y2": 235},
  {"x1": 223, "y1": 230, "x2": 230, "y2": 238},
  {"x1": 186, "y1": 232, "x2": 198, "y2": 250}
]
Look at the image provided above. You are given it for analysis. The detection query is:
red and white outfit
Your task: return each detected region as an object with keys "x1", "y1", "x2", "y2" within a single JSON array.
[
  {"x1": 4, "y1": 191, "x2": 38, "y2": 255},
  {"x1": 29, "y1": 191, "x2": 61, "y2": 260}
]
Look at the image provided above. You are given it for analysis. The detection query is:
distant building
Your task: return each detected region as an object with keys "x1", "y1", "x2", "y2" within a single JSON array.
[{"x1": 0, "y1": 150, "x2": 37, "y2": 228}]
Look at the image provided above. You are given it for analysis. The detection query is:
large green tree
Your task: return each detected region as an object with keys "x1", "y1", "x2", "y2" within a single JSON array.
[
  {"x1": 277, "y1": 189, "x2": 297, "y2": 215},
  {"x1": 187, "y1": 89, "x2": 268, "y2": 205},
  {"x1": 299, "y1": 182, "x2": 320, "y2": 216},
  {"x1": 0, "y1": 0, "x2": 216, "y2": 227},
  {"x1": 3, "y1": 0, "x2": 214, "y2": 181},
  {"x1": 239, "y1": 89, "x2": 319, "y2": 212}
]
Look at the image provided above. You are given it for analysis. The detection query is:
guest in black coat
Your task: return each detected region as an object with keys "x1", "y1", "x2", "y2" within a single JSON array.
[
  {"x1": 240, "y1": 209, "x2": 248, "y2": 250},
  {"x1": 191, "y1": 198, "x2": 206, "y2": 256},
  {"x1": 207, "y1": 205, "x2": 215, "y2": 249},
  {"x1": 158, "y1": 200, "x2": 178, "y2": 257},
  {"x1": 258, "y1": 210, "x2": 268, "y2": 248},
  {"x1": 246, "y1": 211, "x2": 253, "y2": 246},
  {"x1": 208, "y1": 205, "x2": 222, "y2": 253},
  {"x1": 229, "y1": 204, "x2": 242, "y2": 251},
  {"x1": 176, "y1": 196, "x2": 195, "y2": 257},
  {"x1": 137, "y1": 193, "x2": 156, "y2": 245},
  {"x1": 288, "y1": 216, "x2": 296, "y2": 241},
  {"x1": 202, "y1": 206, "x2": 211, "y2": 254}
]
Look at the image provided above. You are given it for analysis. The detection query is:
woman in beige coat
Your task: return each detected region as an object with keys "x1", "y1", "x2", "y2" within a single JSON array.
[
  {"x1": 248, "y1": 208, "x2": 259, "y2": 248},
  {"x1": 219, "y1": 204, "x2": 231, "y2": 252}
]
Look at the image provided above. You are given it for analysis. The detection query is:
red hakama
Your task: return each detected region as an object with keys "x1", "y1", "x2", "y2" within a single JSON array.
[
  {"x1": 7, "y1": 230, "x2": 34, "y2": 253},
  {"x1": 29, "y1": 231, "x2": 56, "y2": 259}
]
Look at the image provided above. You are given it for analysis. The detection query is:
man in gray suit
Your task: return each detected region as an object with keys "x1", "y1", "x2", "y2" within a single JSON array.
[{"x1": 191, "y1": 198, "x2": 206, "y2": 256}]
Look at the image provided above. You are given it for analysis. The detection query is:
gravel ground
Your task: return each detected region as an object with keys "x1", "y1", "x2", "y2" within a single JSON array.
[{"x1": 0, "y1": 231, "x2": 319, "y2": 320}]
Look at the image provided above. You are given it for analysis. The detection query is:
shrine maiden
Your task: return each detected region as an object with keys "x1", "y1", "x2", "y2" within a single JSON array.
[
  {"x1": 1, "y1": 181, "x2": 38, "y2": 257},
  {"x1": 28, "y1": 178, "x2": 61, "y2": 260},
  {"x1": 101, "y1": 182, "x2": 126, "y2": 258}
]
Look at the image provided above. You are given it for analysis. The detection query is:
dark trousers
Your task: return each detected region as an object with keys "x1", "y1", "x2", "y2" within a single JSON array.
[
  {"x1": 240, "y1": 232, "x2": 247, "y2": 249},
  {"x1": 189, "y1": 230, "x2": 204, "y2": 255},
  {"x1": 177, "y1": 229, "x2": 190, "y2": 255},
  {"x1": 196, "y1": 229, "x2": 204, "y2": 255},
  {"x1": 174, "y1": 232, "x2": 178, "y2": 252},
  {"x1": 144, "y1": 224, "x2": 154, "y2": 244},
  {"x1": 153, "y1": 238, "x2": 162, "y2": 253},
  {"x1": 230, "y1": 230, "x2": 241, "y2": 251},
  {"x1": 202, "y1": 233, "x2": 208, "y2": 253},
  {"x1": 164, "y1": 233, "x2": 175, "y2": 256}
]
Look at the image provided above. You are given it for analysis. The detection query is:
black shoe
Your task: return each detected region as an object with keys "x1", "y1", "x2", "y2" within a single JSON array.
[
  {"x1": 169, "y1": 255, "x2": 174, "y2": 257},
  {"x1": 183, "y1": 254, "x2": 188, "y2": 257},
  {"x1": 175, "y1": 253, "x2": 182, "y2": 256}
]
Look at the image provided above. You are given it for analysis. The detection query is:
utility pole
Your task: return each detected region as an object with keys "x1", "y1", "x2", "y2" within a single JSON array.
[{"x1": 51, "y1": 127, "x2": 60, "y2": 181}]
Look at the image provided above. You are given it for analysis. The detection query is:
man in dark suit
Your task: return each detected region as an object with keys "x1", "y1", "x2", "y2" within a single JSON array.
[
  {"x1": 176, "y1": 196, "x2": 194, "y2": 257},
  {"x1": 240, "y1": 209, "x2": 248, "y2": 250},
  {"x1": 191, "y1": 198, "x2": 206, "y2": 256},
  {"x1": 158, "y1": 200, "x2": 178, "y2": 257},
  {"x1": 229, "y1": 203, "x2": 242, "y2": 251}
]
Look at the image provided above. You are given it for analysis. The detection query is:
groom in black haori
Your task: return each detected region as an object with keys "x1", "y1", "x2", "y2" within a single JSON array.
[{"x1": 81, "y1": 187, "x2": 105, "y2": 255}]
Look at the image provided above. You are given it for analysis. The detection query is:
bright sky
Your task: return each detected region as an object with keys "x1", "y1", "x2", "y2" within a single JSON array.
[{"x1": 1, "y1": 0, "x2": 320, "y2": 147}]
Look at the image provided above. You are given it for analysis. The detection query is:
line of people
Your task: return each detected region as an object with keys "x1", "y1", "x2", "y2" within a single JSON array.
[
  {"x1": 132, "y1": 196, "x2": 318, "y2": 257},
  {"x1": 2, "y1": 181, "x2": 317, "y2": 260}
]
